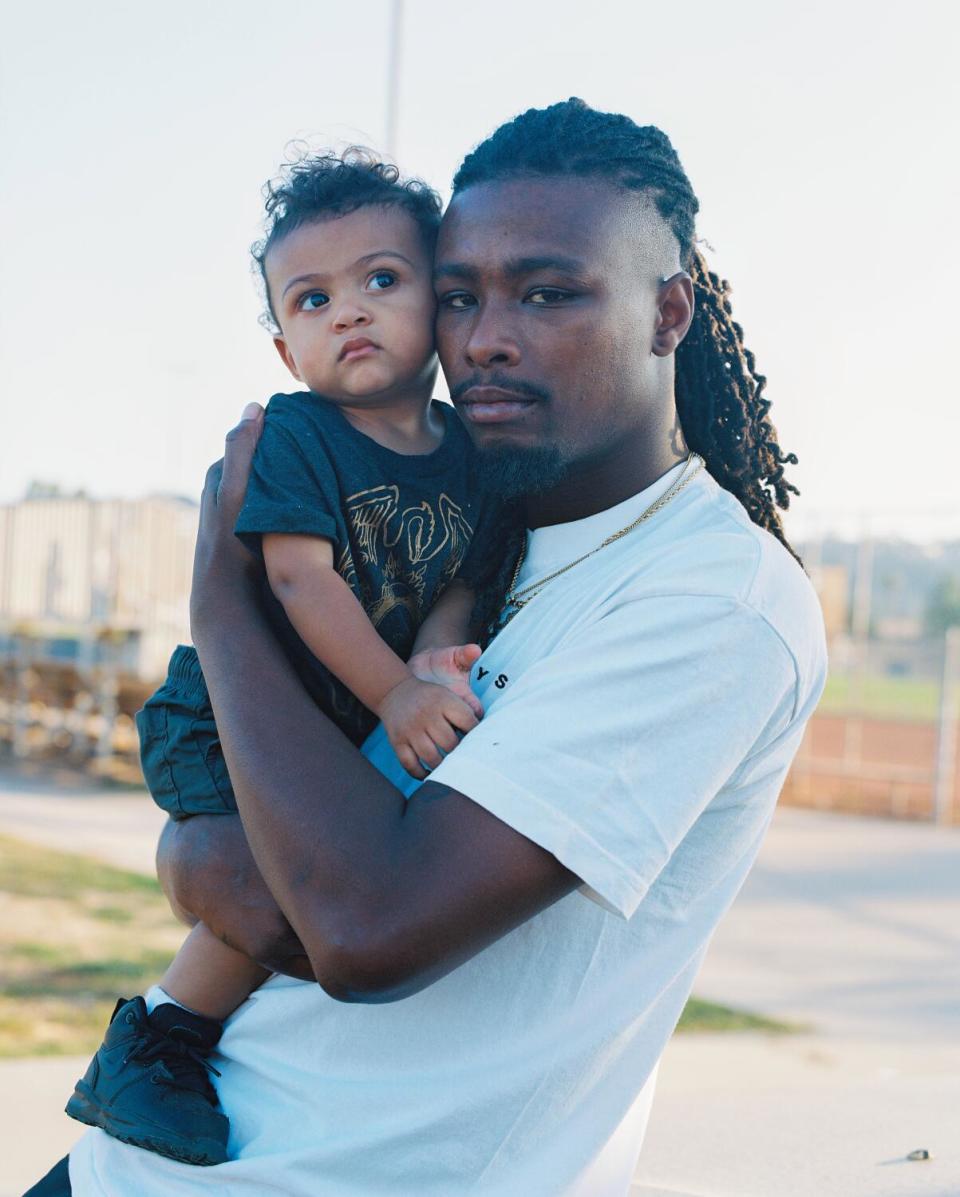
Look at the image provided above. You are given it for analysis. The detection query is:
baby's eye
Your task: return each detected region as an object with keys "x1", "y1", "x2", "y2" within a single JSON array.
[
  {"x1": 368, "y1": 270, "x2": 397, "y2": 291},
  {"x1": 298, "y1": 291, "x2": 329, "y2": 311},
  {"x1": 526, "y1": 287, "x2": 574, "y2": 305}
]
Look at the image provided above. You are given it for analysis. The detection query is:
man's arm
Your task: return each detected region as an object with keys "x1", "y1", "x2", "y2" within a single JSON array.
[
  {"x1": 189, "y1": 408, "x2": 578, "y2": 1003},
  {"x1": 156, "y1": 813, "x2": 315, "y2": 981}
]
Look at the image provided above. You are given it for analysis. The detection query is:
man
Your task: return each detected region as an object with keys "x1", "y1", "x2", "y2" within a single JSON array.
[{"x1": 38, "y1": 98, "x2": 825, "y2": 1195}]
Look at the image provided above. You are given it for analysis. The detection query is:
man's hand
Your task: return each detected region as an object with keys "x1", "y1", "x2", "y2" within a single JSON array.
[
  {"x1": 407, "y1": 643, "x2": 483, "y2": 715},
  {"x1": 377, "y1": 676, "x2": 480, "y2": 779},
  {"x1": 190, "y1": 402, "x2": 265, "y2": 641}
]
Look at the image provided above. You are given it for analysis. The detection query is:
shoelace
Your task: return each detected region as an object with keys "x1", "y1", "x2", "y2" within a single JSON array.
[{"x1": 124, "y1": 1028, "x2": 222, "y2": 1104}]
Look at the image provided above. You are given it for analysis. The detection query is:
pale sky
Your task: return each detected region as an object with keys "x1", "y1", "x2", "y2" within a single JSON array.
[{"x1": 1, "y1": 0, "x2": 957, "y2": 541}]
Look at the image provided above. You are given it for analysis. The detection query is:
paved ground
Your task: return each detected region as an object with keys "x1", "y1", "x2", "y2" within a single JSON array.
[
  {"x1": 691, "y1": 807, "x2": 960, "y2": 1041},
  {"x1": 0, "y1": 769, "x2": 165, "y2": 875},
  {"x1": 2, "y1": 772, "x2": 959, "y2": 1196},
  {"x1": 632, "y1": 809, "x2": 960, "y2": 1197}
]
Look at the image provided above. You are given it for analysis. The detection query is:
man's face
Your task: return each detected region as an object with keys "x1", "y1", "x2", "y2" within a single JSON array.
[
  {"x1": 434, "y1": 177, "x2": 682, "y2": 484},
  {"x1": 265, "y1": 205, "x2": 437, "y2": 404}
]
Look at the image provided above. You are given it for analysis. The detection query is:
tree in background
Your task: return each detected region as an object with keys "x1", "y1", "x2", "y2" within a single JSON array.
[{"x1": 924, "y1": 575, "x2": 960, "y2": 638}]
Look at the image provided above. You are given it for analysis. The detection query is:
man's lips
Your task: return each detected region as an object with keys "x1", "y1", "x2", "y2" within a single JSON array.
[
  {"x1": 456, "y1": 386, "x2": 540, "y2": 424},
  {"x1": 339, "y1": 337, "x2": 379, "y2": 363}
]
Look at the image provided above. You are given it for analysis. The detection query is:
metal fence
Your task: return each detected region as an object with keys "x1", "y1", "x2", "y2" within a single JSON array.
[
  {"x1": 782, "y1": 628, "x2": 960, "y2": 824},
  {"x1": 0, "y1": 629, "x2": 155, "y2": 783}
]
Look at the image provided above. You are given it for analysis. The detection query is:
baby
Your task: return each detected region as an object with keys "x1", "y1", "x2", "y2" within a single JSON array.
[{"x1": 65, "y1": 150, "x2": 497, "y2": 1165}]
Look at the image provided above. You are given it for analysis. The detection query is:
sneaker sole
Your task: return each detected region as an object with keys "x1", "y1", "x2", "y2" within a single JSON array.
[{"x1": 66, "y1": 1083, "x2": 228, "y2": 1167}]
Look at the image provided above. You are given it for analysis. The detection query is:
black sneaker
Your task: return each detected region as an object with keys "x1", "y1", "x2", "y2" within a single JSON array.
[{"x1": 65, "y1": 996, "x2": 230, "y2": 1166}]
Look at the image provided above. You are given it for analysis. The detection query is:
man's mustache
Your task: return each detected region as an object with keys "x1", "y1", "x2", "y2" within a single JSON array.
[{"x1": 449, "y1": 375, "x2": 552, "y2": 404}]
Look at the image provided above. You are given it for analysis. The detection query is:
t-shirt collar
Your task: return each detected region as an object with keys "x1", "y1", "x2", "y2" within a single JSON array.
[{"x1": 519, "y1": 458, "x2": 691, "y2": 581}]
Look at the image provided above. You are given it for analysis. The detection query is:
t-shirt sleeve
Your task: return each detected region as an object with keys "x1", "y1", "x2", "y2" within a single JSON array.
[
  {"x1": 427, "y1": 594, "x2": 800, "y2": 919},
  {"x1": 234, "y1": 413, "x2": 340, "y2": 551}
]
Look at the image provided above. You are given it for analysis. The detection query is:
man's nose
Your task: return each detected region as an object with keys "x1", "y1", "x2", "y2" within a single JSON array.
[
  {"x1": 332, "y1": 302, "x2": 371, "y2": 333},
  {"x1": 464, "y1": 306, "x2": 520, "y2": 369}
]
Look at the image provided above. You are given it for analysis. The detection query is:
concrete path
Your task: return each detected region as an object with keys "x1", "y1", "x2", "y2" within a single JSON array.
[
  {"x1": 632, "y1": 1033, "x2": 959, "y2": 1197},
  {"x1": 0, "y1": 769, "x2": 166, "y2": 875},
  {"x1": 692, "y1": 808, "x2": 960, "y2": 1041},
  {"x1": 633, "y1": 809, "x2": 960, "y2": 1197},
  {"x1": 3, "y1": 1057, "x2": 85, "y2": 1197},
  {"x1": 3, "y1": 773, "x2": 959, "y2": 1196}
]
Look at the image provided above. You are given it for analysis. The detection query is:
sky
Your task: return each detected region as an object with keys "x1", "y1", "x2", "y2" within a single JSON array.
[{"x1": 1, "y1": 0, "x2": 958, "y2": 542}]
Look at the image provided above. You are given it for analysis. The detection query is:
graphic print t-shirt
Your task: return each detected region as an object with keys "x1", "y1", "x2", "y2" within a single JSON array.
[{"x1": 235, "y1": 392, "x2": 494, "y2": 745}]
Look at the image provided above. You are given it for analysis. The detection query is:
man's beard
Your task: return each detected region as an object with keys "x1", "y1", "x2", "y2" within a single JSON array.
[{"x1": 474, "y1": 444, "x2": 570, "y2": 500}]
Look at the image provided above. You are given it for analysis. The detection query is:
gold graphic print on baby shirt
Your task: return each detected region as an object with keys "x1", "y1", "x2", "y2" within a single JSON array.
[{"x1": 336, "y1": 486, "x2": 474, "y2": 632}]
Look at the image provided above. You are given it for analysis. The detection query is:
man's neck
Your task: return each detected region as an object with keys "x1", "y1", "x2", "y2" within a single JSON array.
[{"x1": 523, "y1": 429, "x2": 688, "y2": 530}]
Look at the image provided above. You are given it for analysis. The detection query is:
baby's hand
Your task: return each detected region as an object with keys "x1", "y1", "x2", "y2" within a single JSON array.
[
  {"x1": 377, "y1": 676, "x2": 480, "y2": 781},
  {"x1": 407, "y1": 644, "x2": 483, "y2": 718}
]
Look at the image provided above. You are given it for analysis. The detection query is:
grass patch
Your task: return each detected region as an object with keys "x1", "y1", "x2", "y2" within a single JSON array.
[
  {"x1": 818, "y1": 673, "x2": 943, "y2": 721},
  {"x1": 0, "y1": 835, "x2": 182, "y2": 1057},
  {"x1": 1, "y1": 836, "x2": 160, "y2": 901},
  {"x1": 0, "y1": 835, "x2": 792, "y2": 1058},
  {"x1": 677, "y1": 997, "x2": 800, "y2": 1034}
]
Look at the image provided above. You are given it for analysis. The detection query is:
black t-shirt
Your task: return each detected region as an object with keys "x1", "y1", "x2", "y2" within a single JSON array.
[{"x1": 235, "y1": 391, "x2": 497, "y2": 745}]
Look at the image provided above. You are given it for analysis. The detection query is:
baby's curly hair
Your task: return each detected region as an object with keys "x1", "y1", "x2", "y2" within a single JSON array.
[{"x1": 252, "y1": 147, "x2": 442, "y2": 330}]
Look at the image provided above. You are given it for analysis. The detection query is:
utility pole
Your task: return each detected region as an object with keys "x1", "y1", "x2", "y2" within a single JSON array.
[
  {"x1": 851, "y1": 524, "x2": 874, "y2": 642},
  {"x1": 385, "y1": 0, "x2": 404, "y2": 159},
  {"x1": 934, "y1": 625, "x2": 960, "y2": 825}
]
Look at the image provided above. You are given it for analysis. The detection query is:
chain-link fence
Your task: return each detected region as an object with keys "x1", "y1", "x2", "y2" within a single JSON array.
[{"x1": 782, "y1": 628, "x2": 960, "y2": 824}]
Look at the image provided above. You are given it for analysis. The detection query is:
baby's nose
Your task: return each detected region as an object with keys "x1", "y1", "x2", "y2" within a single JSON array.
[{"x1": 332, "y1": 304, "x2": 371, "y2": 331}]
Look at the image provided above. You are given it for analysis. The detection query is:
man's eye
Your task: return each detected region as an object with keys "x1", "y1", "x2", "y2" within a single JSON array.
[
  {"x1": 298, "y1": 291, "x2": 329, "y2": 310},
  {"x1": 526, "y1": 287, "x2": 574, "y2": 305},
  {"x1": 368, "y1": 270, "x2": 396, "y2": 291},
  {"x1": 439, "y1": 292, "x2": 476, "y2": 310}
]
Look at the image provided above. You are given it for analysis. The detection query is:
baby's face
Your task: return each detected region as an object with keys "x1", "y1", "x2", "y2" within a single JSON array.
[{"x1": 266, "y1": 206, "x2": 437, "y2": 403}]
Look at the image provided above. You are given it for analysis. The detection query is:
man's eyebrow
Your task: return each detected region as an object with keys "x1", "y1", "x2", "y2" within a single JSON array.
[
  {"x1": 433, "y1": 255, "x2": 587, "y2": 282},
  {"x1": 280, "y1": 251, "x2": 416, "y2": 299},
  {"x1": 433, "y1": 260, "x2": 478, "y2": 282},
  {"x1": 508, "y1": 255, "x2": 586, "y2": 276}
]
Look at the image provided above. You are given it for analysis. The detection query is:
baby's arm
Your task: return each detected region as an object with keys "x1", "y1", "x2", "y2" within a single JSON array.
[
  {"x1": 407, "y1": 582, "x2": 482, "y2": 709},
  {"x1": 411, "y1": 580, "x2": 476, "y2": 654},
  {"x1": 262, "y1": 535, "x2": 480, "y2": 779}
]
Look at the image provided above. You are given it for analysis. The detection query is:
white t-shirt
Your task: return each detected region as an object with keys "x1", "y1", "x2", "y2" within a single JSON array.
[{"x1": 70, "y1": 464, "x2": 827, "y2": 1197}]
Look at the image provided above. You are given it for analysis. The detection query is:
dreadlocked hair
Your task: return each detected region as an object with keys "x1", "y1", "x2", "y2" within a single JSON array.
[{"x1": 453, "y1": 99, "x2": 801, "y2": 643}]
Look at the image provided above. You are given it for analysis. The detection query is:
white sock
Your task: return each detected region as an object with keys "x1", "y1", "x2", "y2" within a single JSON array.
[{"x1": 144, "y1": 984, "x2": 197, "y2": 1015}]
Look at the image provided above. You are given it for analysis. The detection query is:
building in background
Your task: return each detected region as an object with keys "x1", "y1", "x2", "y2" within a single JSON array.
[{"x1": 0, "y1": 491, "x2": 196, "y2": 778}]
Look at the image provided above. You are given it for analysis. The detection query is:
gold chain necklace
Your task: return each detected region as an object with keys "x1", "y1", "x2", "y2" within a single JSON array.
[{"x1": 494, "y1": 453, "x2": 705, "y2": 634}]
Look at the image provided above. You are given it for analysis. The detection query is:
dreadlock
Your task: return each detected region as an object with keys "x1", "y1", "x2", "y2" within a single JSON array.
[{"x1": 452, "y1": 99, "x2": 801, "y2": 643}]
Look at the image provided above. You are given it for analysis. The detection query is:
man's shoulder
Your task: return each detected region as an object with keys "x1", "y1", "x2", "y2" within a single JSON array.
[{"x1": 623, "y1": 475, "x2": 826, "y2": 679}]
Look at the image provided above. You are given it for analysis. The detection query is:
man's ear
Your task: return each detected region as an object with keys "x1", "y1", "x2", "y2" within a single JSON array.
[
  {"x1": 652, "y1": 272, "x2": 694, "y2": 357},
  {"x1": 273, "y1": 336, "x2": 302, "y2": 381}
]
